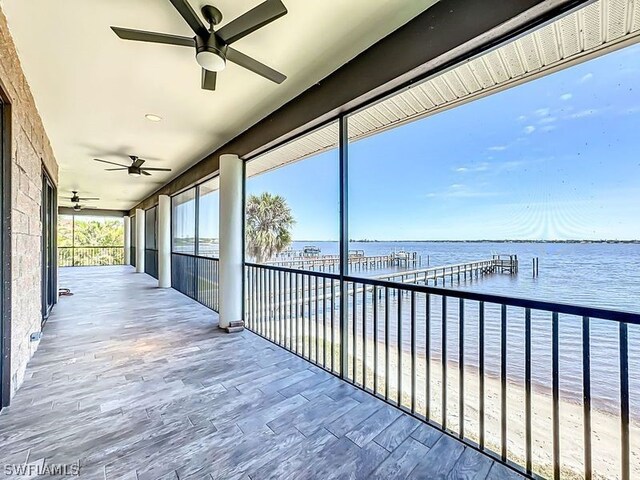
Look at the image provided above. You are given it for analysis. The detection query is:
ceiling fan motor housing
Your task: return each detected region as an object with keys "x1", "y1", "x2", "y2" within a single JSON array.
[{"x1": 196, "y1": 34, "x2": 228, "y2": 71}]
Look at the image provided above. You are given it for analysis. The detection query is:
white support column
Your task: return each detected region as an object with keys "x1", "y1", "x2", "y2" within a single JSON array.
[
  {"x1": 219, "y1": 153, "x2": 244, "y2": 332},
  {"x1": 124, "y1": 216, "x2": 131, "y2": 265},
  {"x1": 157, "y1": 195, "x2": 171, "y2": 288},
  {"x1": 135, "y1": 208, "x2": 145, "y2": 273}
]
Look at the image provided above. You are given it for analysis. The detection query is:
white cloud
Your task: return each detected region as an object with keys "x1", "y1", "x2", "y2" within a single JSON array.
[
  {"x1": 569, "y1": 109, "x2": 599, "y2": 119},
  {"x1": 534, "y1": 108, "x2": 551, "y2": 117},
  {"x1": 523, "y1": 125, "x2": 536, "y2": 134},
  {"x1": 579, "y1": 73, "x2": 593, "y2": 83},
  {"x1": 488, "y1": 145, "x2": 508, "y2": 151},
  {"x1": 538, "y1": 116, "x2": 557, "y2": 124},
  {"x1": 425, "y1": 185, "x2": 503, "y2": 199},
  {"x1": 541, "y1": 125, "x2": 556, "y2": 132},
  {"x1": 560, "y1": 93, "x2": 573, "y2": 101},
  {"x1": 517, "y1": 115, "x2": 527, "y2": 122},
  {"x1": 454, "y1": 162, "x2": 490, "y2": 174}
]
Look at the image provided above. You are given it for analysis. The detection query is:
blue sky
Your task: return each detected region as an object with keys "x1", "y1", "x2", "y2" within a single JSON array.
[{"x1": 245, "y1": 43, "x2": 640, "y2": 241}]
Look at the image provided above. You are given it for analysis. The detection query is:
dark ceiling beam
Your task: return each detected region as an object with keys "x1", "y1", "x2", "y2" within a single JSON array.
[{"x1": 131, "y1": 0, "x2": 591, "y2": 213}]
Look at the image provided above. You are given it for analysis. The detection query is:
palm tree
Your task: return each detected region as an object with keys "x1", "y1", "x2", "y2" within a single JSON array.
[{"x1": 246, "y1": 193, "x2": 295, "y2": 263}]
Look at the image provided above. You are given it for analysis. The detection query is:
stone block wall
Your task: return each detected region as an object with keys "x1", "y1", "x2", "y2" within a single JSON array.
[{"x1": 0, "y1": 7, "x2": 59, "y2": 398}]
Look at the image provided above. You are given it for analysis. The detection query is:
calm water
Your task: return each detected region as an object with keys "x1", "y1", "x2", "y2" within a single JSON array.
[{"x1": 286, "y1": 241, "x2": 640, "y2": 416}]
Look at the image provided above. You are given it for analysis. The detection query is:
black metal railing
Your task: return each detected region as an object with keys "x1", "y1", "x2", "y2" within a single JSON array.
[
  {"x1": 171, "y1": 252, "x2": 219, "y2": 312},
  {"x1": 145, "y1": 248, "x2": 158, "y2": 279},
  {"x1": 244, "y1": 262, "x2": 638, "y2": 480},
  {"x1": 58, "y1": 246, "x2": 125, "y2": 267}
]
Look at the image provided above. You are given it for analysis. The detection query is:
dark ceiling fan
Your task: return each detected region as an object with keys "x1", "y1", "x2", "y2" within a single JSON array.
[
  {"x1": 94, "y1": 155, "x2": 172, "y2": 177},
  {"x1": 111, "y1": 0, "x2": 288, "y2": 91},
  {"x1": 63, "y1": 204, "x2": 98, "y2": 212},
  {"x1": 70, "y1": 191, "x2": 99, "y2": 203}
]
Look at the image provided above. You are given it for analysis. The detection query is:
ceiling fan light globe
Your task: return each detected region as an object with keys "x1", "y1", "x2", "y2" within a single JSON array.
[
  {"x1": 196, "y1": 50, "x2": 226, "y2": 72},
  {"x1": 128, "y1": 169, "x2": 141, "y2": 177}
]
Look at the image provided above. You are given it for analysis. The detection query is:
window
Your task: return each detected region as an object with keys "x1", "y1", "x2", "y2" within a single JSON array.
[
  {"x1": 145, "y1": 206, "x2": 157, "y2": 250},
  {"x1": 245, "y1": 121, "x2": 340, "y2": 266},
  {"x1": 198, "y1": 178, "x2": 219, "y2": 258},
  {"x1": 172, "y1": 189, "x2": 196, "y2": 254}
]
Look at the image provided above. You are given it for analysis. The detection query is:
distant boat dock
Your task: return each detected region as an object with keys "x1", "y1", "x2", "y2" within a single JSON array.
[
  {"x1": 268, "y1": 249, "x2": 517, "y2": 284},
  {"x1": 267, "y1": 250, "x2": 421, "y2": 271},
  {"x1": 374, "y1": 254, "x2": 518, "y2": 286}
]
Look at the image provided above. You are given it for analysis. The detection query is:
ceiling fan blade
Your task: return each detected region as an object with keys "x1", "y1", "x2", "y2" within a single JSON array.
[
  {"x1": 141, "y1": 168, "x2": 172, "y2": 172},
  {"x1": 169, "y1": 0, "x2": 208, "y2": 36},
  {"x1": 111, "y1": 26, "x2": 195, "y2": 47},
  {"x1": 201, "y1": 69, "x2": 217, "y2": 91},
  {"x1": 217, "y1": 0, "x2": 287, "y2": 44},
  {"x1": 95, "y1": 158, "x2": 130, "y2": 167},
  {"x1": 131, "y1": 157, "x2": 145, "y2": 168},
  {"x1": 226, "y1": 48, "x2": 286, "y2": 84},
  {"x1": 141, "y1": 170, "x2": 152, "y2": 176},
  {"x1": 105, "y1": 168, "x2": 128, "y2": 171},
  {"x1": 79, "y1": 197, "x2": 100, "y2": 201}
]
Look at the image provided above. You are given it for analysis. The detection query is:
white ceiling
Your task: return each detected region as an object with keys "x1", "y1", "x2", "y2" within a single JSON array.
[{"x1": 1, "y1": 0, "x2": 437, "y2": 210}]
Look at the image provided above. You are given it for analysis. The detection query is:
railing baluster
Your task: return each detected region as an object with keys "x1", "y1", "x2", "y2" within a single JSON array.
[
  {"x1": 411, "y1": 291, "x2": 417, "y2": 414},
  {"x1": 426, "y1": 293, "x2": 431, "y2": 420},
  {"x1": 501, "y1": 304, "x2": 507, "y2": 461},
  {"x1": 363, "y1": 284, "x2": 367, "y2": 390},
  {"x1": 288, "y1": 271, "x2": 293, "y2": 350},
  {"x1": 459, "y1": 298, "x2": 464, "y2": 438},
  {"x1": 397, "y1": 288, "x2": 403, "y2": 407},
  {"x1": 582, "y1": 316, "x2": 591, "y2": 480},
  {"x1": 479, "y1": 301, "x2": 485, "y2": 449},
  {"x1": 552, "y1": 311, "x2": 560, "y2": 480},
  {"x1": 352, "y1": 282, "x2": 357, "y2": 382},
  {"x1": 295, "y1": 273, "x2": 300, "y2": 354},
  {"x1": 385, "y1": 287, "x2": 390, "y2": 401},
  {"x1": 280, "y1": 270, "x2": 284, "y2": 346},
  {"x1": 525, "y1": 308, "x2": 532, "y2": 475},
  {"x1": 331, "y1": 278, "x2": 335, "y2": 372},
  {"x1": 309, "y1": 274, "x2": 313, "y2": 361},
  {"x1": 442, "y1": 295, "x2": 447, "y2": 429},
  {"x1": 620, "y1": 322, "x2": 630, "y2": 480},
  {"x1": 302, "y1": 274, "x2": 306, "y2": 359},
  {"x1": 315, "y1": 275, "x2": 320, "y2": 363},
  {"x1": 323, "y1": 277, "x2": 327, "y2": 368},
  {"x1": 373, "y1": 285, "x2": 379, "y2": 395}
]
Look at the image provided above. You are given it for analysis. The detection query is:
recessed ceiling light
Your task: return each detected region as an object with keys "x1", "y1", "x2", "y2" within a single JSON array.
[{"x1": 145, "y1": 114, "x2": 162, "y2": 122}]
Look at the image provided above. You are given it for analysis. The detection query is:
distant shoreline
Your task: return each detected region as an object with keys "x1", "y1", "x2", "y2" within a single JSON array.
[{"x1": 292, "y1": 239, "x2": 640, "y2": 244}]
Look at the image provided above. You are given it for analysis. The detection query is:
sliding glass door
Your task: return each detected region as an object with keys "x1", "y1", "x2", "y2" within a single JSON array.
[{"x1": 41, "y1": 170, "x2": 56, "y2": 324}]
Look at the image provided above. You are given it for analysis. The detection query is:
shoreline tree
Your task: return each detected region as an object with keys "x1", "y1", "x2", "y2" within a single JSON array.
[{"x1": 246, "y1": 193, "x2": 295, "y2": 263}]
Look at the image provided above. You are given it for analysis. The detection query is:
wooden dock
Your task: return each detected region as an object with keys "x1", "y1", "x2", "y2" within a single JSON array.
[
  {"x1": 266, "y1": 251, "x2": 421, "y2": 272},
  {"x1": 374, "y1": 255, "x2": 518, "y2": 287}
]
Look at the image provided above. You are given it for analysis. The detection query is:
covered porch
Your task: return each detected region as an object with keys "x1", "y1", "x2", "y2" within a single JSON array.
[{"x1": 0, "y1": 266, "x2": 519, "y2": 479}]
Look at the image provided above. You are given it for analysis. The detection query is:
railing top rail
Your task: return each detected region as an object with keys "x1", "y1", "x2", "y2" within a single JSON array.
[
  {"x1": 171, "y1": 251, "x2": 219, "y2": 261},
  {"x1": 59, "y1": 245, "x2": 125, "y2": 249},
  {"x1": 245, "y1": 261, "x2": 340, "y2": 280}
]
